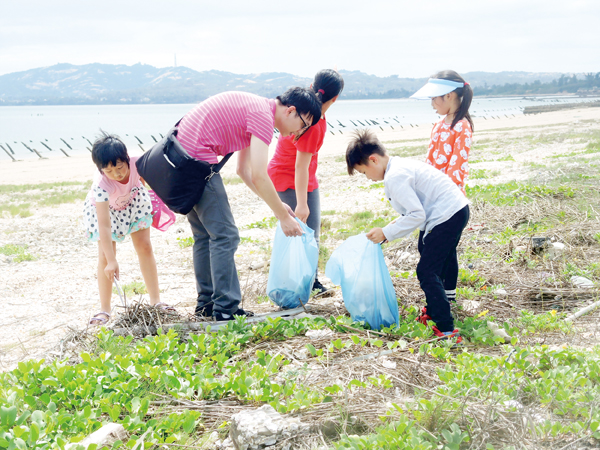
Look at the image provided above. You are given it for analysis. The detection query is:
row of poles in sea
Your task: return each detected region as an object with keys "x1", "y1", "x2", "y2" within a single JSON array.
[
  {"x1": 0, "y1": 133, "x2": 166, "y2": 162},
  {"x1": 1, "y1": 107, "x2": 526, "y2": 161}
]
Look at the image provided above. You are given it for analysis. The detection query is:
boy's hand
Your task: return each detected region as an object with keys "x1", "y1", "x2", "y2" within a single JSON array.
[
  {"x1": 366, "y1": 227, "x2": 386, "y2": 244},
  {"x1": 295, "y1": 203, "x2": 310, "y2": 223}
]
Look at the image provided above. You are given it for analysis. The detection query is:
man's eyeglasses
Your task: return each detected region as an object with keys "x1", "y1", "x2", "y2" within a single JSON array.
[{"x1": 297, "y1": 112, "x2": 309, "y2": 131}]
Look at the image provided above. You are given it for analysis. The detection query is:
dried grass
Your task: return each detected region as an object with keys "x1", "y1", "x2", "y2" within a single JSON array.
[{"x1": 51, "y1": 191, "x2": 600, "y2": 449}]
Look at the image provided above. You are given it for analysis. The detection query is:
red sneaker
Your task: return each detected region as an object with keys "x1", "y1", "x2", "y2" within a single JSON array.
[
  {"x1": 431, "y1": 326, "x2": 463, "y2": 344},
  {"x1": 416, "y1": 307, "x2": 432, "y2": 325}
]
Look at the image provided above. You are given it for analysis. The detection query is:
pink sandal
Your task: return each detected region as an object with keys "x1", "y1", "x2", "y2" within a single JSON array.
[{"x1": 89, "y1": 311, "x2": 111, "y2": 326}]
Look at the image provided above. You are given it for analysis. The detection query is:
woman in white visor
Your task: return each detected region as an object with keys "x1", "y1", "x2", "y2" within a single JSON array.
[
  {"x1": 411, "y1": 70, "x2": 473, "y2": 306},
  {"x1": 411, "y1": 71, "x2": 473, "y2": 196}
]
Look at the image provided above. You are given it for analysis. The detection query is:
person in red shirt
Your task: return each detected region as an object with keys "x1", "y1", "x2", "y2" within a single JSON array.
[
  {"x1": 268, "y1": 69, "x2": 344, "y2": 295},
  {"x1": 411, "y1": 70, "x2": 474, "y2": 196}
]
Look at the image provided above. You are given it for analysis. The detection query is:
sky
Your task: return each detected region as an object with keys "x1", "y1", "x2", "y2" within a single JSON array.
[{"x1": 1, "y1": 0, "x2": 599, "y2": 78}]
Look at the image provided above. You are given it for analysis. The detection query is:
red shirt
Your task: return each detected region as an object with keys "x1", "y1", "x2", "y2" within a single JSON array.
[{"x1": 267, "y1": 117, "x2": 326, "y2": 192}]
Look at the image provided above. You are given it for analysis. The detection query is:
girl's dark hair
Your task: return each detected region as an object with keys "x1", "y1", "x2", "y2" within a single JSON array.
[
  {"x1": 346, "y1": 129, "x2": 386, "y2": 175},
  {"x1": 313, "y1": 69, "x2": 344, "y2": 104},
  {"x1": 276, "y1": 87, "x2": 322, "y2": 126},
  {"x1": 91, "y1": 131, "x2": 129, "y2": 172},
  {"x1": 431, "y1": 70, "x2": 474, "y2": 131}
]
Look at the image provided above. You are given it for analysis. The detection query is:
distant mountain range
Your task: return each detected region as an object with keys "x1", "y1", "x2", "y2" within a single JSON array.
[{"x1": 0, "y1": 63, "x2": 587, "y2": 105}]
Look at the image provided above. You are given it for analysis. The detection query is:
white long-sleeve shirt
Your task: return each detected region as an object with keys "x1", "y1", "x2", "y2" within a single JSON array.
[{"x1": 381, "y1": 157, "x2": 469, "y2": 242}]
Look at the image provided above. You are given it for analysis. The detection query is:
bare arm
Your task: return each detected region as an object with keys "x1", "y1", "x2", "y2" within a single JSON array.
[
  {"x1": 236, "y1": 147, "x2": 260, "y2": 197},
  {"x1": 294, "y1": 150, "x2": 312, "y2": 223},
  {"x1": 238, "y1": 135, "x2": 302, "y2": 237},
  {"x1": 96, "y1": 201, "x2": 119, "y2": 281}
]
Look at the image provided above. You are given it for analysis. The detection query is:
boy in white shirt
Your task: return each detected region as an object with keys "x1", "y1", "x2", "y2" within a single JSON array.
[{"x1": 345, "y1": 129, "x2": 470, "y2": 342}]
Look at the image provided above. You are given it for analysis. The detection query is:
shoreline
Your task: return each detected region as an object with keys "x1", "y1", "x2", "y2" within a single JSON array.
[{"x1": 1, "y1": 106, "x2": 600, "y2": 186}]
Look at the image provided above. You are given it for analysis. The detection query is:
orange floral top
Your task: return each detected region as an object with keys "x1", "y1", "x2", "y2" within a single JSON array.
[{"x1": 425, "y1": 118, "x2": 472, "y2": 195}]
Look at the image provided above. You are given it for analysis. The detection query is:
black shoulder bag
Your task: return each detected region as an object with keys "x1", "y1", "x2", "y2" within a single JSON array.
[{"x1": 136, "y1": 124, "x2": 233, "y2": 215}]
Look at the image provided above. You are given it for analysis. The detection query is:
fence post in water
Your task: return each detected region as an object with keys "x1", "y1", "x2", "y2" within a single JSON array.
[
  {"x1": 134, "y1": 136, "x2": 143, "y2": 144},
  {"x1": 60, "y1": 138, "x2": 73, "y2": 150},
  {"x1": 21, "y1": 142, "x2": 45, "y2": 159},
  {"x1": 138, "y1": 144, "x2": 146, "y2": 153},
  {"x1": 5, "y1": 143, "x2": 15, "y2": 154},
  {"x1": 83, "y1": 136, "x2": 93, "y2": 146},
  {"x1": 151, "y1": 135, "x2": 158, "y2": 143},
  {"x1": 59, "y1": 148, "x2": 70, "y2": 157},
  {"x1": 40, "y1": 142, "x2": 53, "y2": 152},
  {"x1": 21, "y1": 142, "x2": 33, "y2": 153},
  {"x1": 0, "y1": 144, "x2": 16, "y2": 161}
]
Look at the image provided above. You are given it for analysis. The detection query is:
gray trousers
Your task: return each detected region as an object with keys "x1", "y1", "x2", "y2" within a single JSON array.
[
  {"x1": 187, "y1": 173, "x2": 241, "y2": 314},
  {"x1": 277, "y1": 188, "x2": 321, "y2": 276}
]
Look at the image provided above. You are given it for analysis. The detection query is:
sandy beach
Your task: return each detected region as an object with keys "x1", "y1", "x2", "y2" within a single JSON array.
[{"x1": 1, "y1": 106, "x2": 600, "y2": 371}]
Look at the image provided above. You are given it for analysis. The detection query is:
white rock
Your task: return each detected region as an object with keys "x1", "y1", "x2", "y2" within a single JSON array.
[
  {"x1": 306, "y1": 329, "x2": 334, "y2": 339},
  {"x1": 397, "y1": 251, "x2": 411, "y2": 261},
  {"x1": 571, "y1": 276, "x2": 594, "y2": 288},
  {"x1": 381, "y1": 358, "x2": 397, "y2": 369},
  {"x1": 487, "y1": 321, "x2": 510, "y2": 341},
  {"x1": 229, "y1": 405, "x2": 309, "y2": 450},
  {"x1": 494, "y1": 288, "x2": 508, "y2": 296},
  {"x1": 462, "y1": 300, "x2": 481, "y2": 313},
  {"x1": 547, "y1": 242, "x2": 565, "y2": 259},
  {"x1": 65, "y1": 423, "x2": 127, "y2": 450},
  {"x1": 504, "y1": 400, "x2": 523, "y2": 410}
]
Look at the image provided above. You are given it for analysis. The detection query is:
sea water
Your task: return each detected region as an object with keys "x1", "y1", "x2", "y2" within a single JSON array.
[{"x1": 0, "y1": 96, "x2": 596, "y2": 162}]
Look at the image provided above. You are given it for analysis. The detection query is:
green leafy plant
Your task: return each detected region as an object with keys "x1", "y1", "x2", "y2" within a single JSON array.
[
  {"x1": 177, "y1": 236, "x2": 194, "y2": 248},
  {"x1": 244, "y1": 217, "x2": 278, "y2": 230},
  {"x1": 0, "y1": 244, "x2": 36, "y2": 262},
  {"x1": 113, "y1": 281, "x2": 147, "y2": 297}
]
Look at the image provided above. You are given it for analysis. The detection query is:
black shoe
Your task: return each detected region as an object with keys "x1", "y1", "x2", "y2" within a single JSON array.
[
  {"x1": 312, "y1": 278, "x2": 334, "y2": 298},
  {"x1": 214, "y1": 308, "x2": 255, "y2": 321},
  {"x1": 195, "y1": 301, "x2": 213, "y2": 318}
]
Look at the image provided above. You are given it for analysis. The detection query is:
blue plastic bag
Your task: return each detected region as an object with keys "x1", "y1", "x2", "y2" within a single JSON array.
[
  {"x1": 267, "y1": 219, "x2": 319, "y2": 309},
  {"x1": 325, "y1": 233, "x2": 399, "y2": 330}
]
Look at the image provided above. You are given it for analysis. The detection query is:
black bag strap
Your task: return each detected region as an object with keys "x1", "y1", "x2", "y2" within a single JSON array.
[
  {"x1": 173, "y1": 114, "x2": 232, "y2": 176},
  {"x1": 214, "y1": 152, "x2": 232, "y2": 172}
]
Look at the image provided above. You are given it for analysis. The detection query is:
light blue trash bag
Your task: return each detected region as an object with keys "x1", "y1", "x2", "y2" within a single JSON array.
[
  {"x1": 325, "y1": 233, "x2": 399, "y2": 330},
  {"x1": 267, "y1": 218, "x2": 319, "y2": 309}
]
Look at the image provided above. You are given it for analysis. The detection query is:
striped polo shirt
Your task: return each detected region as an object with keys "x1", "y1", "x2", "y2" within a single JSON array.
[{"x1": 176, "y1": 91, "x2": 277, "y2": 164}]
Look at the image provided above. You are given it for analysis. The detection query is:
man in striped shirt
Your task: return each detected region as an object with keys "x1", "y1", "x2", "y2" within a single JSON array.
[{"x1": 176, "y1": 87, "x2": 322, "y2": 321}]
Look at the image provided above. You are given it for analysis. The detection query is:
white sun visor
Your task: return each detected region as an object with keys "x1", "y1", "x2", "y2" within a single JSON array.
[{"x1": 410, "y1": 78, "x2": 465, "y2": 99}]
